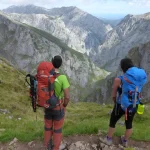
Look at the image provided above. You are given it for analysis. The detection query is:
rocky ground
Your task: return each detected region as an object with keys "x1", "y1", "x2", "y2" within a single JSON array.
[{"x1": 0, "y1": 133, "x2": 150, "y2": 150}]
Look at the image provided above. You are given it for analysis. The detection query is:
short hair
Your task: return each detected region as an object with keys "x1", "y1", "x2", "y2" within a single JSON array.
[
  {"x1": 52, "y1": 55, "x2": 62, "y2": 68},
  {"x1": 120, "y1": 58, "x2": 134, "y2": 73}
]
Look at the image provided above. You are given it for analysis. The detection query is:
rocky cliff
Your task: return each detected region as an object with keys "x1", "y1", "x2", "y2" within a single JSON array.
[
  {"x1": 3, "y1": 5, "x2": 112, "y2": 55},
  {"x1": 0, "y1": 12, "x2": 109, "y2": 101},
  {"x1": 94, "y1": 13, "x2": 150, "y2": 71},
  {"x1": 4, "y1": 5, "x2": 150, "y2": 73}
]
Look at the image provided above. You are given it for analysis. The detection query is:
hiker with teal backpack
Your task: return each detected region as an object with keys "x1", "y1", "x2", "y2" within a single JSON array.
[{"x1": 101, "y1": 58, "x2": 147, "y2": 147}]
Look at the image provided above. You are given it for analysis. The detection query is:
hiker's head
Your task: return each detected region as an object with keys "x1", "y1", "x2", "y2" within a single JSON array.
[
  {"x1": 120, "y1": 58, "x2": 134, "y2": 73},
  {"x1": 52, "y1": 55, "x2": 62, "y2": 69}
]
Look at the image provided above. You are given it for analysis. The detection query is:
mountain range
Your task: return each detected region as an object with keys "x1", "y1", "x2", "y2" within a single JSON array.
[
  {"x1": 4, "y1": 5, "x2": 150, "y2": 72},
  {"x1": 1, "y1": 5, "x2": 150, "y2": 102},
  {"x1": 0, "y1": 10, "x2": 109, "y2": 102},
  {"x1": 3, "y1": 5, "x2": 112, "y2": 55},
  {"x1": 95, "y1": 13, "x2": 150, "y2": 71}
]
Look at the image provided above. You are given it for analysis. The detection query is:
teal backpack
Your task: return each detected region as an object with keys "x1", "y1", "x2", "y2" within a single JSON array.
[{"x1": 119, "y1": 67, "x2": 147, "y2": 111}]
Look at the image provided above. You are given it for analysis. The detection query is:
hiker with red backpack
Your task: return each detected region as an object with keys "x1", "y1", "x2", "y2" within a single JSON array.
[
  {"x1": 36, "y1": 55, "x2": 70, "y2": 150},
  {"x1": 100, "y1": 58, "x2": 147, "y2": 147}
]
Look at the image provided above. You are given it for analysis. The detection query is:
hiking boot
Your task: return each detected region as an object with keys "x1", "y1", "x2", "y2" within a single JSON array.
[
  {"x1": 100, "y1": 136, "x2": 112, "y2": 146},
  {"x1": 121, "y1": 135, "x2": 128, "y2": 147},
  {"x1": 47, "y1": 139, "x2": 54, "y2": 150}
]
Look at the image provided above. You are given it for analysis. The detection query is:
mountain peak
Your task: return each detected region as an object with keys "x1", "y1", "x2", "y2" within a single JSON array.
[
  {"x1": 136, "y1": 12, "x2": 150, "y2": 19},
  {"x1": 2, "y1": 5, "x2": 84, "y2": 16},
  {"x1": 3, "y1": 4, "x2": 49, "y2": 14}
]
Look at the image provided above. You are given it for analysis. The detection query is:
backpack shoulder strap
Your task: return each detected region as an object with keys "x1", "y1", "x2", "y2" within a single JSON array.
[
  {"x1": 54, "y1": 74, "x2": 63, "y2": 98},
  {"x1": 25, "y1": 74, "x2": 31, "y2": 86},
  {"x1": 118, "y1": 76, "x2": 123, "y2": 84}
]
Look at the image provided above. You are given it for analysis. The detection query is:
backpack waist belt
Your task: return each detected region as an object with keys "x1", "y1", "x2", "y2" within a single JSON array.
[{"x1": 55, "y1": 99, "x2": 63, "y2": 106}]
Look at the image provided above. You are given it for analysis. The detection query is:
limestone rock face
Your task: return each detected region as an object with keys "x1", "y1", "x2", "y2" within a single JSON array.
[
  {"x1": 95, "y1": 13, "x2": 150, "y2": 71},
  {"x1": 4, "y1": 5, "x2": 150, "y2": 74},
  {"x1": 3, "y1": 5, "x2": 112, "y2": 55},
  {"x1": 0, "y1": 12, "x2": 109, "y2": 102}
]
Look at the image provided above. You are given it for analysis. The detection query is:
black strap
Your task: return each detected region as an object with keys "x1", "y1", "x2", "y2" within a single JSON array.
[
  {"x1": 25, "y1": 74, "x2": 31, "y2": 86},
  {"x1": 55, "y1": 76, "x2": 63, "y2": 98}
]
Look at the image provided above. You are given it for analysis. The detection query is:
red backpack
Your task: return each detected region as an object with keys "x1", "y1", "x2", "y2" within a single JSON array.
[{"x1": 36, "y1": 61, "x2": 60, "y2": 109}]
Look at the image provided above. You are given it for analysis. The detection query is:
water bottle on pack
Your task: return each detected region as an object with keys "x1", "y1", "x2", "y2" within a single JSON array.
[{"x1": 137, "y1": 103, "x2": 145, "y2": 115}]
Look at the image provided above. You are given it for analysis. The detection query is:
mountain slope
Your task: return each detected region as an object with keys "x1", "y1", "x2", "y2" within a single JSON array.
[
  {"x1": 94, "y1": 13, "x2": 150, "y2": 71},
  {"x1": 0, "y1": 57, "x2": 44, "y2": 142},
  {"x1": 0, "y1": 57, "x2": 150, "y2": 149},
  {"x1": 3, "y1": 5, "x2": 112, "y2": 55},
  {"x1": 0, "y1": 11, "x2": 109, "y2": 102},
  {"x1": 0, "y1": 57, "x2": 28, "y2": 111}
]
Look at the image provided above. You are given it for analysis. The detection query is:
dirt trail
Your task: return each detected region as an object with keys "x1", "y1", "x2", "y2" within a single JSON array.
[{"x1": 0, "y1": 135, "x2": 150, "y2": 150}]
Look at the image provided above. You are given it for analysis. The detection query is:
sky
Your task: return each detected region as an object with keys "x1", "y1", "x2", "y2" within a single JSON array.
[{"x1": 0, "y1": 0, "x2": 150, "y2": 19}]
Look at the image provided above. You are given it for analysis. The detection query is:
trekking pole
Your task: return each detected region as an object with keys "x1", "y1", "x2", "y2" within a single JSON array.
[
  {"x1": 125, "y1": 108, "x2": 128, "y2": 120},
  {"x1": 115, "y1": 94, "x2": 120, "y2": 116},
  {"x1": 133, "y1": 86, "x2": 138, "y2": 108},
  {"x1": 115, "y1": 102, "x2": 117, "y2": 116}
]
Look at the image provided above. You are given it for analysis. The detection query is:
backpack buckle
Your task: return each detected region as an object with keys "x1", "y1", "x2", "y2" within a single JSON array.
[{"x1": 128, "y1": 91, "x2": 133, "y2": 102}]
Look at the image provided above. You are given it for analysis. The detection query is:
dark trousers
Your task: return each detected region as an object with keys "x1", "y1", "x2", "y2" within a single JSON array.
[{"x1": 109, "y1": 103, "x2": 136, "y2": 129}]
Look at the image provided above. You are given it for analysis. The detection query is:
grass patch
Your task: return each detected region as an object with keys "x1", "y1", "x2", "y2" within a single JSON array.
[
  {"x1": 0, "y1": 59, "x2": 150, "y2": 143},
  {"x1": 64, "y1": 102, "x2": 150, "y2": 142},
  {"x1": 0, "y1": 59, "x2": 43, "y2": 142},
  {"x1": 124, "y1": 148, "x2": 135, "y2": 150}
]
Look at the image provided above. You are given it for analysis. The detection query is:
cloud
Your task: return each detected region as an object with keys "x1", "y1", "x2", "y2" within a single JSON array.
[
  {"x1": 1, "y1": 0, "x2": 150, "y2": 6},
  {"x1": 0, "y1": 0, "x2": 99, "y2": 6},
  {"x1": 1, "y1": 0, "x2": 150, "y2": 8},
  {"x1": 117, "y1": 0, "x2": 150, "y2": 7},
  {"x1": 0, "y1": 0, "x2": 150, "y2": 19},
  {"x1": 128, "y1": 0, "x2": 150, "y2": 7},
  {"x1": 0, "y1": 0, "x2": 108, "y2": 10}
]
